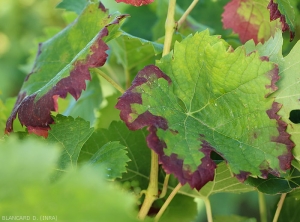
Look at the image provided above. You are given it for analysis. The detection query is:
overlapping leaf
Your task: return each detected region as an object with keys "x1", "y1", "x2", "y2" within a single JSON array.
[
  {"x1": 272, "y1": 41, "x2": 300, "y2": 162},
  {"x1": 85, "y1": 141, "x2": 130, "y2": 180},
  {"x1": 179, "y1": 162, "x2": 254, "y2": 198},
  {"x1": 268, "y1": 0, "x2": 295, "y2": 41},
  {"x1": 110, "y1": 32, "x2": 163, "y2": 81},
  {"x1": 222, "y1": 0, "x2": 281, "y2": 43},
  {"x1": 244, "y1": 30, "x2": 300, "y2": 163},
  {"x1": 57, "y1": 0, "x2": 88, "y2": 15},
  {"x1": 116, "y1": 30, "x2": 293, "y2": 190},
  {"x1": 63, "y1": 73, "x2": 102, "y2": 126},
  {"x1": 5, "y1": 2, "x2": 128, "y2": 135},
  {"x1": 79, "y1": 121, "x2": 152, "y2": 188},
  {"x1": 245, "y1": 167, "x2": 300, "y2": 194},
  {"x1": 47, "y1": 115, "x2": 94, "y2": 178}
]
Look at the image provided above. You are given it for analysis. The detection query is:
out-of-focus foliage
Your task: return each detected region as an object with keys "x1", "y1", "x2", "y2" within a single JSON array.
[{"x1": 0, "y1": 0, "x2": 66, "y2": 101}]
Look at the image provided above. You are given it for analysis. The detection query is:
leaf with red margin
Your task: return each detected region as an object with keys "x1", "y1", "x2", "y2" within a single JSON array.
[
  {"x1": 115, "y1": 0, "x2": 154, "y2": 7},
  {"x1": 116, "y1": 30, "x2": 293, "y2": 190},
  {"x1": 267, "y1": 0, "x2": 295, "y2": 41},
  {"x1": 222, "y1": 0, "x2": 281, "y2": 44},
  {"x1": 5, "y1": 2, "x2": 128, "y2": 136}
]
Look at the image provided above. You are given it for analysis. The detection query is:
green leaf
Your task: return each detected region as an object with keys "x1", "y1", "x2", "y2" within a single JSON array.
[
  {"x1": 88, "y1": 141, "x2": 130, "y2": 180},
  {"x1": 6, "y1": 2, "x2": 128, "y2": 133},
  {"x1": 110, "y1": 32, "x2": 163, "y2": 83},
  {"x1": 244, "y1": 29, "x2": 284, "y2": 66},
  {"x1": 273, "y1": 0, "x2": 296, "y2": 38},
  {"x1": 214, "y1": 215, "x2": 256, "y2": 222},
  {"x1": 48, "y1": 115, "x2": 94, "y2": 174},
  {"x1": 56, "y1": 0, "x2": 88, "y2": 15},
  {"x1": 116, "y1": 30, "x2": 293, "y2": 190},
  {"x1": 199, "y1": 162, "x2": 255, "y2": 196},
  {"x1": 273, "y1": 41, "x2": 300, "y2": 162},
  {"x1": 79, "y1": 121, "x2": 152, "y2": 189},
  {"x1": 245, "y1": 167, "x2": 300, "y2": 194},
  {"x1": 0, "y1": 136, "x2": 139, "y2": 222}
]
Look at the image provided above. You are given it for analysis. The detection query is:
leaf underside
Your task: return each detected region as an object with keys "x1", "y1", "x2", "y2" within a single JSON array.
[
  {"x1": 116, "y1": 30, "x2": 293, "y2": 190},
  {"x1": 222, "y1": 0, "x2": 281, "y2": 44},
  {"x1": 5, "y1": 2, "x2": 127, "y2": 135}
]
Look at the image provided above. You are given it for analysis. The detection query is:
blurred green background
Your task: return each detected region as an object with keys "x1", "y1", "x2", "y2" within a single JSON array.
[{"x1": 0, "y1": 0, "x2": 66, "y2": 101}]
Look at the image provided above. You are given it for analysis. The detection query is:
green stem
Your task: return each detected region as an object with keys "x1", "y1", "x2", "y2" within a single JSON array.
[
  {"x1": 93, "y1": 68, "x2": 125, "y2": 94},
  {"x1": 258, "y1": 192, "x2": 267, "y2": 222},
  {"x1": 273, "y1": 193, "x2": 287, "y2": 222},
  {"x1": 163, "y1": 0, "x2": 176, "y2": 56},
  {"x1": 103, "y1": 64, "x2": 120, "y2": 85},
  {"x1": 159, "y1": 174, "x2": 170, "y2": 199},
  {"x1": 203, "y1": 197, "x2": 213, "y2": 222},
  {"x1": 137, "y1": 0, "x2": 177, "y2": 219},
  {"x1": 137, "y1": 150, "x2": 159, "y2": 220},
  {"x1": 177, "y1": 0, "x2": 199, "y2": 29},
  {"x1": 155, "y1": 183, "x2": 182, "y2": 222}
]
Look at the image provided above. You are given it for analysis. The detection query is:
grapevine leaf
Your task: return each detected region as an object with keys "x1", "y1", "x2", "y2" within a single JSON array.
[
  {"x1": 110, "y1": 32, "x2": 163, "y2": 72},
  {"x1": 79, "y1": 121, "x2": 153, "y2": 189},
  {"x1": 244, "y1": 29, "x2": 284, "y2": 67},
  {"x1": 0, "y1": 137, "x2": 139, "y2": 222},
  {"x1": 86, "y1": 141, "x2": 130, "y2": 180},
  {"x1": 222, "y1": 0, "x2": 281, "y2": 44},
  {"x1": 199, "y1": 162, "x2": 254, "y2": 196},
  {"x1": 47, "y1": 115, "x2": 94, "y2": 176},
  {"x1": 179, "y1": 162, "x2": 254, "y2": 198},
  {"x1": 267, "y1": 0, "x2": 295, "y2": 41},
  {"x1": 245, "y1": 167, "x2": 300, "y2": 194},
  {"x1": 116, "y1": 30, "x2": 293, "y2": 190},
  {"x1": 5, "y1": 2, "x2": 128, "y2": 135},
  {"x1": 115, "y1": 0, "x2": 154, "y2": 7},
  {"x1": 272, "y1": 41, "x2": 300, "y2": 162},
  {"x1": 56, "y1": 0, "x2": 89, "y2": 14},
  {"x1": 63, "y1": 73, "x2": 102, "y2": 126}
]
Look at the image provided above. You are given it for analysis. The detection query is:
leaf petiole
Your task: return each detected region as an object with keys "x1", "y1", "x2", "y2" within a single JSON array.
[
  {"x1": 258, "y1": 192, "x2": 267, "y2": 222},
  {"x1": 177, "y1": 0, "x2": 199, "y2": 29},
  {"x1": 203, "y1": 197, "x2": 213, "y2": 222},
  {"x1": 273, "y1": 193, "x2": 287, "y2": 222},
  {"x1": 162, "y1": 0, "x2": 176, "y2": 56},
  {"x1": 92, "y1": 68, "x2": 125, "y2": 94},
  {"x1": 155, "y1": 183, "x2": 182, "y2": 222},
  {"x1": 137, "y1": 150, "x2": 159, "y2": 220},
  {"x1": 159, "y1": 174, "x2": 170, "y2": 199}
]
